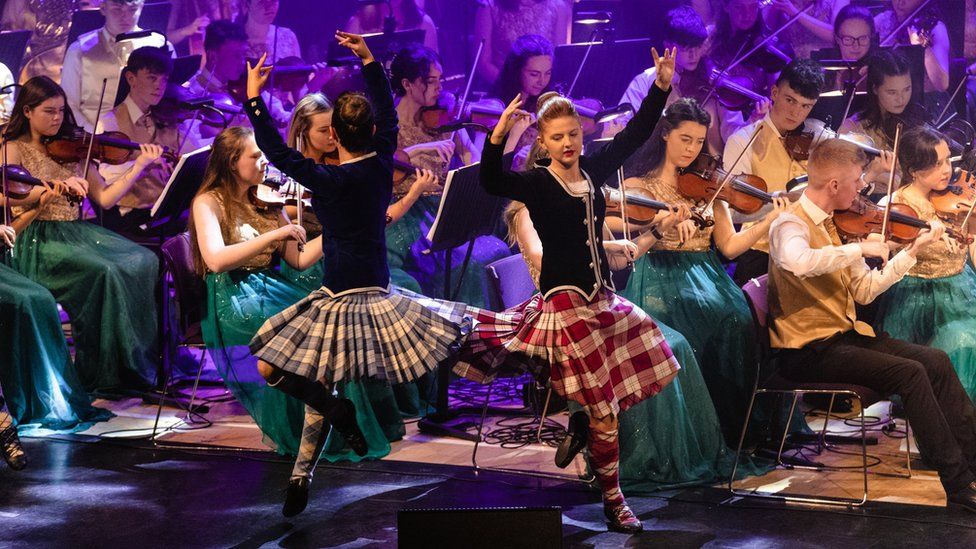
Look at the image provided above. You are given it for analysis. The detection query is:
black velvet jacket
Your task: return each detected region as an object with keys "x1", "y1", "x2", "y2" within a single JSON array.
[
  {"x1": 480, "y1": 84, "x2": 670, "y2": 300},
  {"x1": 245, "y1": 61, "x2": 395, "y2": 295}
]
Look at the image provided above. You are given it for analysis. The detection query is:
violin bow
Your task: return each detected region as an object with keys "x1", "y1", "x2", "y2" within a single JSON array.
[
  {"x1": 701, "y1": 123, "x2": 764, "y2": 215},
  {"x1": 83, "y1": 78, "x2": 109, "y2": 181},
  {"x1": 616, "y1": 166, "x2": 636, "y2": 271},
  {"x1": 175, "y1": 69, "x2": 222, "y2": 157},
  {"x1": 294, "y1": 135, "x2": 305, "y2": 252},
  {"x1": 1, "y1": 135, "x2": 10, "y2": 255},
  {"x1": 720, "y1": 4, "x2": 813, "y2": 77},
  {"x1": 935, "y1": 74, "x2": 973, "y2": 128},
  {"x1": 567, "y1": 29, "x2": 602, "y2": 98},
  {"x1": 879, "y1": 122, "x2": 903, "y2": 241},
  {"x1": 879, "y1": 0, "x2": 935, "y2": 47}
]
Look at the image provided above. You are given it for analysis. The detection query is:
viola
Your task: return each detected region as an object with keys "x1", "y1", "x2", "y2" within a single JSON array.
[
  {"x1": 834, "y1": 194, "x2": 971, "y2": 245},
  {"x1": 676, "y1": 153, "x2": 778, "y2": 217},
  {"x1": 43, "y1": 127, "x2": 178, "y2": 166},
  {"x1": 0, "y1": 164, "x2": 84, "y2": 205}
]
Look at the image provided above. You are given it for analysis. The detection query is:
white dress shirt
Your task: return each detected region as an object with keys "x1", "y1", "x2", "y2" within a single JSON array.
[{"x1": 769, "y1": 193, "x2": 917, "y2": 305}]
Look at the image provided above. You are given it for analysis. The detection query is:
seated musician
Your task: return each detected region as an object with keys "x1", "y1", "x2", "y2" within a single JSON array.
[
  {"x1": 61, "y1": 0, "x2": 174, "y2": 131},
  {"x1": 97, "y1": 46, "x2": 205, "y2": 236},
  {"x1": 765, "y1": 0, "x2": 849, "y2": 60},
  {"x1": 722, "y1": 58, "x2": 825, "y2": 285},
  {"x1": 186, "y1": 19, "x2": 287, "y2": 137},
  {"x1": 873, "y1": 0, "x2": 950, "y2": 110},
  {"x1": 816, "y1": 4, "x2": 876, "y2": 94},
  {"x1": 620, "y1": 5, "x2": 742, "y2": 154},
  {"x1": 768, "y1": 138, "x2": 976, "y2": 513},
  {"x1": 839, "y1": 49, "x2": 926, "y2": 188}
]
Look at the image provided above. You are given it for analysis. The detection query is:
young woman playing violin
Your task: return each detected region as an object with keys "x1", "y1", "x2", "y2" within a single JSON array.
[
  {"x1": 2, "y1": 76, "x2": 160, "y2": 391},
  {"x1": 613, "y1": 98, "x2": 790, "y2": 444},
  {"x1": 874, "y1": 126, "x2": 976, "y2": 400},
  {"x1": 874, "y1": 0, "x2": 950, "y2": 97},
  {"x1": 244, "y1": 33, "x2": 469, "y2": 517},
  {"x1": 386, "y1": 43, "x2": 509, "y2": 307},
  {"x1": 453, "y1": 47, "x2": 681, "y2": 534},
  {"x1": 0, "y1": 222, "x2": 111, "y2": 437}
]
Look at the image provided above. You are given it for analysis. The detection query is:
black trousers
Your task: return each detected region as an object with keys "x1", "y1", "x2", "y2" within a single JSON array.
[
  {"x1": 778, "y1": 331, "x2": 976, "y2": 494},
  {"x1": 732, "y1": 249, "x2": 769, "y2": 288}
]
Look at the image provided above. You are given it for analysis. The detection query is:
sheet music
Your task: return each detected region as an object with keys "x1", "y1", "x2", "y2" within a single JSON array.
[{"x1": 150, "y1": 144, "x2": 210, "y2": 217}]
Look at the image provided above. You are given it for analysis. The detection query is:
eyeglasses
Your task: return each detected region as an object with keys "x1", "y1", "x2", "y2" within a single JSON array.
[{"x1": 837, "y1": 34, "x2": 872, "y2": 47}]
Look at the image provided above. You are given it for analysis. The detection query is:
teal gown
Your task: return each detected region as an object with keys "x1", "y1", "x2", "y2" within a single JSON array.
[
  {"x1": 0, "y1": 256, "x2": 112, "y2": 431},
  {"x1": 386, "y1": 196, "x2": 510, "y2": 308},
  {"x1": 875, "y1": 188, "x2": 976, "y2": 400},
  {"x1": 10, "y1": 142, "x2": 159, "y2": 390}
]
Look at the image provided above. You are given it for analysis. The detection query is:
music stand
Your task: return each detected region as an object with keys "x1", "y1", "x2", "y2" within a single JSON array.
[
  {"x1": 0, "y1": 30, "x2": 31, "y2": 80},
  {"x1": 416, "y1": 159, "x2": 510, "y2": 441},
  {"x1": 66, "y1": 2, "x2": 172, "y2": 46},
  {"x1": 147, "y1": 144, "x2": 210, "y2": 234},
  {"x1": 551, "y1": 38, "x2": 650, "y2": 107},
  {"x1": 326, "y1": 29, "x2": 426, "y2": 66}
]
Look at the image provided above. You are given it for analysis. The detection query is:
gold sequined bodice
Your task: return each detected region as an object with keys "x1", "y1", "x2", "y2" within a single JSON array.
[
  {"x1": 397, "y1": 116, "x2": 450, "y2": 196},
  {"x1": 11, "y1": 140, "x2": 81, "y2": 221},
  {"x1": 893, "y1": 187, "x2": 967, "y2": 279},
  {"x1": 212, "y1": 192, "x2": 281, "y2": 270},
  {"x1": 639, "y1": 174, "x2": 714, "y2": 252}
]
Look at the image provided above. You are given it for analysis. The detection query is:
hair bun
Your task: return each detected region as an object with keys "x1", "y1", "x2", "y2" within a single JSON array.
[{"x1": 536, "y1": 91, "x2": 562, "y2": 114}]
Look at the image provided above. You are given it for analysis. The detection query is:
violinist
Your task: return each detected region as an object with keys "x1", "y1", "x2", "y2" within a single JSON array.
[
  {"x1": 839, "y1": 49, "x2": 926, "y2": 186},
  {"x1": 766, "y1": 0, "x2": 850, "y2": 60},
  {"x1": 722, "y1": 58, "x2": 824, "y2": 285},
  {"x1": 620, "y1": 6, "x2": 740, "y2": 153},
  {"x1": 874, "y1": 0, "x2": 951, "y2": 105},
  {"x1": 239, "y1": 0, "x2": 300, "y2": 62},
  {"x1": 875, "y1": 127, "x2": 976, "y2": 401},
  {"x1": 387, "y1": 43, "x2": 509, "y2": 307},
  {"x1": 189, "y1": 126, "x2": 349, "y2": 500},
  {"x1": 767, "y1": 137, "x2": 976, "y2": 514},
  {"x1": 818, "y1": 4, "x2": 876, "y2": 93},
  {"x1": 502, "y1": 141, "x2": 755, "y2": 492},
  {"x1": 613, "y1": 98, "x2": 790, "y2": 444},
  {"x1": 709, "y1": 0, "x2": 789, "y2": 112},
  {"x1": 0, "y1": 222, "x2": 111, "y2": 439},
  {"x1": 185, "y1": 20, "x2": 278, "y2": 137},
  {"x1": 61, "y1": 0, "x2": 175, "y2": 131},
  {"x1": 97, "y1": 46, "x2": 205, "y2": 236},
  {"x1": 2, "y1": 76, "x2": 160, "y2": 391}
]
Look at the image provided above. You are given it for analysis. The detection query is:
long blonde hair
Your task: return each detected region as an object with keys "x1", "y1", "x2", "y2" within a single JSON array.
[
  {"x1": 287, "y1": 92, "x2": 334, "y2": 160},
  {"x1": 188, "y1": 126, "x2": 274, "y2": 276}
]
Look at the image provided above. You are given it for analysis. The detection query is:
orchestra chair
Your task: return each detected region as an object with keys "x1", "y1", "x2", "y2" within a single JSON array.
[
  {"x1": 729, "y1": 275, "x2": 912, "y2": 507},
  {"x1": 471, "y1": 254, "x2": 591, "y2": 482},
  {"x1": 152, "y1": 231, "x2": 207, "y2": 441}
]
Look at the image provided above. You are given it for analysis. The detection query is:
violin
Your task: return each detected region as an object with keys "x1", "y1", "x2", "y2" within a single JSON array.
[
  {"x1": 782, "y1": 120, "x2": 882, "y2": 163},
  {"x1": 42, "y1": 127, "x2": 178, "y2": 166},
  {"x1": 247, "y1": 181, "x2": 311, "y2": 212},
  {"x1": 930, "y1": 168, "x2": 976, "y2": 238},
  {"x1": 709, "y1": 69, "x2": 767, "y2": 113},
  {"x1": 676, "y1": 153, "x2": 779, "y2": 218},
  {"x1": 834, "y1": 194, "x2": 970, "y2": 244},
  {"x1": 0, "y1": 164, "x2": 84, "y2": 205},
  {"x1": 603, "y1": 186, "x2": 706, "y2": 229},
  {"x1": 228, "y1": 56, "x2": 317, "y2": 101},
  {"x1": 153, "y1": 83, "x2": 234, "y2": 129},
  {"x1": 391, "y1": 150, "x2": 442, "y2": 198}
]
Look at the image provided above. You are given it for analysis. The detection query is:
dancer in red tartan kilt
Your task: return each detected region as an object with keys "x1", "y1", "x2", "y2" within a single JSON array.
[{"x1": 454, "y1": 47, "x2": 684, "y2": 534}]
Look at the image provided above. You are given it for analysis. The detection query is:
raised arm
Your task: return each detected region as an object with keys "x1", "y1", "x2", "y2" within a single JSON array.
[
  {"x1": 335, "y1": 31, "x2": 399, "y2": 159},
  {"x1": 481, "y1": 94, "x2": 539, "y2": 203},
  {"x1": 586, "y1": 48, "x2": 674, "y2": 185},
  {"x1": 245, "y1": 52, "x2": 345, "y2": 195}
]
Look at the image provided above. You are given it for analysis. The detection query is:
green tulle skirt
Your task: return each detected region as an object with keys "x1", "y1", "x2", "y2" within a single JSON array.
[
  {"x1": 204, "y1": 267, "x2": 412, "y2": 459},
  {"x1": 0, "y1": 256, "x2": 112, "y2": 431},
  {"x1": 11, "y1": 220, "x2": 158, "y2": 390},
  {"x1": 386, "y1": 196, "x2": 510, "y2": 308},
  {"x1": 619, "y1": 250, "x2": 758, "y2": 445},
  {"x1": 616, "y1": 311, "x2": 768, "y2": 491},
  {"x1": 876, "y1": 265, "x2": 976, "y2": 400}
]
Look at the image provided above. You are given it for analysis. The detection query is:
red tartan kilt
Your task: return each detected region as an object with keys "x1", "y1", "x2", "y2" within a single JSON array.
[{"x1": 454, "y1": 289, "x2": 681, "y2": 418}]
